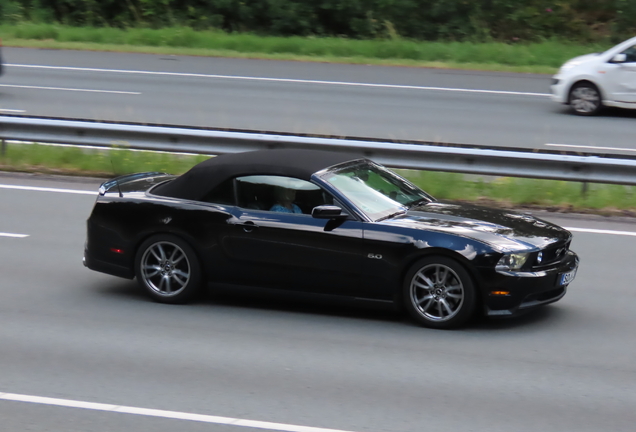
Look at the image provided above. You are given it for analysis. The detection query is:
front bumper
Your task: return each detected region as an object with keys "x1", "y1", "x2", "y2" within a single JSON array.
[
  {"x1": 478, "y1": 251, "x2": 579, "y2": 317},
  {"x1": 550, "y1": 75, "x2": 569, "y2": 104}
]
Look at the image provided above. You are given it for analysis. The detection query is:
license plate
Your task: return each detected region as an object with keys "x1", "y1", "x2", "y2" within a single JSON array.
[{"x1": 558, "y1": 268, "x2": 577, "y2": 286}]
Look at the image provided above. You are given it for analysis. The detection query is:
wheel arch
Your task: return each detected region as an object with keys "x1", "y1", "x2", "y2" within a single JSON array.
[
  {"x1": 567, "y1": 79, "x2": 605, "y2": 103},
  {"x1": 133, "y1": 231, "x2": 206, "y2": 303},
  {"x1": 132, "y1": 230, "x2": 206, "y2": 279},
  {"x1": 399, "y1": 249, "x2": 481, "y2": 328},
  {"x1": 398, "y1": 247, "x2": 484, "y2": 304}
]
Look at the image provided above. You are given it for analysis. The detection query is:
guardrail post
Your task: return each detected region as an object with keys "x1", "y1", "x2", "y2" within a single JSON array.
[{"x1": 581, "y1": 182, "x2": 588, "y2": 198}]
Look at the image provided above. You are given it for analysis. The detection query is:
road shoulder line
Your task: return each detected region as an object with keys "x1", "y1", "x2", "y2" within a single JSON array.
[
  {"x1": 4, "y1": 183, "x2": 636, "y2": 237},
  {"x1": 0, "y1": 184, "x2": 97, "y2": 195},
  {"x1": 0, "y1": 391, "x2": 355, "y2": 432},
  {"x1": 0, "y1": 232, "x2": 29, "y2": 238},
  {"x1": 6, "y1": 63, "x2": 549, "y2": 97},
  {"x1": 565, "y1": 227, "x2": 636, "y2": 237}
]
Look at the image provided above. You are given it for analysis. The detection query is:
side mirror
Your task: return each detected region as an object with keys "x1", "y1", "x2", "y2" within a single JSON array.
[
  {"x1": 312, "y1": 205, "x2": 347, "y2": 220},
  {"x1": 611, "y1": 53, "x2": 627, "y2": 63}
]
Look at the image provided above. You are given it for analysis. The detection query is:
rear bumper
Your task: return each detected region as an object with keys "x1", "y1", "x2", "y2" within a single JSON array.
[
  {"x1": 84, "y1": 247, "x2": 134, "y2": 279},
  {"x1": 478, "y1": 251, "x2": 579, "y2": 317}
]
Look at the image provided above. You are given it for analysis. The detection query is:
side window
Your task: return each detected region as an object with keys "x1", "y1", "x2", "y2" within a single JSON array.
[
  {"x1": 201, "y1": 178, "x2": 235, "y2": 205},
  {"x1": 235, "y1": 175, "x2": 329, "y2": 214},
  {"x1": 623, "y1": 45, "x2": 636, "y2": 63}
]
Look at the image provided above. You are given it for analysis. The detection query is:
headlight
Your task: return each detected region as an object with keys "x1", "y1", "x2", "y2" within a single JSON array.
[
  {"x1": 496, "y1": 253, "x2": 530, "y2": 271},
  {"x1": 559, "y1": 60, "x2": 580, "y2": 73}
]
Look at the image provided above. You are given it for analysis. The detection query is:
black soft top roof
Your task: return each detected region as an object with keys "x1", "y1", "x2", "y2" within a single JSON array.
[{"x1": 153, "y1": 149, "x2": 362, "y2": 200}]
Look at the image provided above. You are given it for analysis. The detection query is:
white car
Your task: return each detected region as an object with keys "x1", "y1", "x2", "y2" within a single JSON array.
[{"x1": 551, "y1": 36, "x2": 636, "y2": 115}]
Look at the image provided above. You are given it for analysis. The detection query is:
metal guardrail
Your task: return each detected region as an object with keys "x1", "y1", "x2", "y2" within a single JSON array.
[{"x1": 2, "y1": 115, "x2": 636, "y2": 185}]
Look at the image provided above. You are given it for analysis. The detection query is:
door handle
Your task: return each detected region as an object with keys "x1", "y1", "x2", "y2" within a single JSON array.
[{"x1": 235, "y1": 221, "x2": 258, "y2": 232}]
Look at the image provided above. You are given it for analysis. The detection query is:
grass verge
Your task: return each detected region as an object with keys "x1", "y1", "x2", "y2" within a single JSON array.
[
  {"x1": 0, "y1": 143, "x2": 209, "y2": 177},
  {"x1": 2, "y1": 142, "x2": 636, "y2": 217},
  {"x1": 0, "y1": 24, "x2": 614, "y2": 74}
]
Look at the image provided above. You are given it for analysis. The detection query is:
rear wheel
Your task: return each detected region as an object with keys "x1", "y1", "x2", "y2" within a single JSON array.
[
  {"x1": 403, "y1": 256, "x2": 476, "y2": 329},
  {"x1": 569, "y1": 82, "x2": 602, "y2": 116},
  {"x1": 135, "y1": 234, "x2": 202, "y2": 303}
]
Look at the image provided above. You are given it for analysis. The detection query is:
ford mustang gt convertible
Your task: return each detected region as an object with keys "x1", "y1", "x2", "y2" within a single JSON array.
[{"x1": 84, "y1": 149, "x2": 578, "y2": 329}]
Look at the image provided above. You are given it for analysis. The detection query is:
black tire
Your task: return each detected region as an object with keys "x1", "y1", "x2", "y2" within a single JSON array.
[
  {"x1": 568, "y1": 81, "x2": 602, "y2": 116},
  {"x1": 402, "y1": 256, "x2": 476, "y2": 329},
  {"x1": 134, "y1": 234, "x2": 202, "y2": 304}
]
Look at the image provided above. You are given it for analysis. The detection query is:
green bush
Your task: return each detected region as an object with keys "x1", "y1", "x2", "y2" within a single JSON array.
[{"x1": 1, "y1": 1, "x2": 632, "y2": 43}]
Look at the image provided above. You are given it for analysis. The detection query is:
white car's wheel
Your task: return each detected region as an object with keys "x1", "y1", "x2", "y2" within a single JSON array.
[{"x1": 568, "y1": 82, "x2": 602, "y2": 116}]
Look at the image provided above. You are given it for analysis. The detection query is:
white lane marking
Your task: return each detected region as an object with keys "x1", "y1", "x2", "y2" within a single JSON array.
[
  {"x1": 566, "y1": 227, "x2": 636, "y2": 237},
  {"x1": 0, "y1": 184, "x2": 96, "y2": 195},
  {"x1": 0, "y1": 232, "x2": 29, "y2": 238},
  {"x1": 3, "y1": 184, "x2": 636, "y2": 238},
  {"x1": 546, "y1": 143, "x2": 636, "y2": 153},
  {"x1": 0, "y1": 83, "x2": 140, "y2": 95},
  {"x1": 7, "y1": 64, "x2": 549, "y2": 97},
  {"x1": 0, "y1": 392, "x2": 355, "y2": 432},
  {"x1": 0, "y1": 109, "x2": 26, "y2": 113}
]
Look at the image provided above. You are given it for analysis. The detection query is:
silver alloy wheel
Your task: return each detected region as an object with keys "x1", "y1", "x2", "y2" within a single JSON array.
[
  {"x1": 570, "y1": 86, "x2": 600, "y2": 114},
  {"x1": 409, "y1": 263, "x2": 465, "y2": 322},
  {"x1": 140, "y1": 241, "x2": 191, "y2": 297}
]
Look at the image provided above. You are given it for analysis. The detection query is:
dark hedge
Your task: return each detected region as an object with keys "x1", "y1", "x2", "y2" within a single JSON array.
[{"x1": 1, "y1": 0, "x2": 634, "y2": 42}]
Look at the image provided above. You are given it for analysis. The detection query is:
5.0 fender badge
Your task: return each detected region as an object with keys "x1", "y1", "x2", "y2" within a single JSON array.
[
  {"x1": 161, "y1": 217, "x2": 172, "y2": 224},
  {"x1": 367, "y1": 253, "x2": 383, "y2": 260}
]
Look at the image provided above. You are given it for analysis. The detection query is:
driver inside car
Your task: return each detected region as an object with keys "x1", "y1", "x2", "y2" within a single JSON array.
[{"x1": 270, "y1": 187, "x2": 302, "y2": 214}]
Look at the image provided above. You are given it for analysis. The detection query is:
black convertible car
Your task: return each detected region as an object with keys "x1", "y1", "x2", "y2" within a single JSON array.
[{"x1": 85, "y1": 149, "x2": 578, "y2": 329}]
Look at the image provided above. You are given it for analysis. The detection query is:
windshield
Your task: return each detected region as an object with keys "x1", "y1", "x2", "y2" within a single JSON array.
[{"x1": 320, "y1": 161, "x2": 434, "y2": 221}]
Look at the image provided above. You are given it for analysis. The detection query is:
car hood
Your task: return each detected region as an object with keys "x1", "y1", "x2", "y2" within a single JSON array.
[
  {"x1": 380, "y1": 201, "x2": 571, "y2": 252},
  {"x1": 567, "y1": 53, "x2": 599, "y2": 64},
  {"x1": 557, "y1": 53, "x2": 600, "y2": 72}
]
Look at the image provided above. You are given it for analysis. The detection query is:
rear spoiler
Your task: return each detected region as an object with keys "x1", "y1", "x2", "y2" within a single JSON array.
[{"x1": 98, "y1": 172, "x2": 169, "y2": 195}]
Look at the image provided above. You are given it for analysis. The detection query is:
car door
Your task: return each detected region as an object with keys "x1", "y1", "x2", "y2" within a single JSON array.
[
  {"x1": 218, "y1": 175, "x2": 367, "y2": 297},
  {"x1": 605, "y1": 44, "x2": 636, "y2": 103}
]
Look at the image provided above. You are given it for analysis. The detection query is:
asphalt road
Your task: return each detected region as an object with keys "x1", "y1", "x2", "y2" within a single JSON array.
[
  {"x1": 1, "y1": 47, "x2": 635, "y2": 153},
  {"x1": 1, "y1": 172, "x2": 635, "y2": 432}
]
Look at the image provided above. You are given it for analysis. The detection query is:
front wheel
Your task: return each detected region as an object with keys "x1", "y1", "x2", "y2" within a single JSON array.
[
  {"x1": 135, "y1": 234, "x2": 202, "y2": 304},
  {"x1": 568, "y1": 82, "x2": 602, "y2": 116},
  {"x1": 403, "y1": 256, "x2": 476, "y2": 329}
]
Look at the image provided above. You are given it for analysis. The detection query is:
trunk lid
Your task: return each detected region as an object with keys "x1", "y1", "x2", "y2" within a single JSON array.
[{"x1": 98, "y1": 172, "x2": 175, "y2": 196}]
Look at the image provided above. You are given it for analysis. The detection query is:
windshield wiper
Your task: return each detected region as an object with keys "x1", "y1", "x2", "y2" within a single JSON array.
[
  {"x1": 406, "y1": 198, "x2": 430, "y2": 209},
  {"x1": 377, "y1": 210, "x2": 407, "y2": 222}
]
